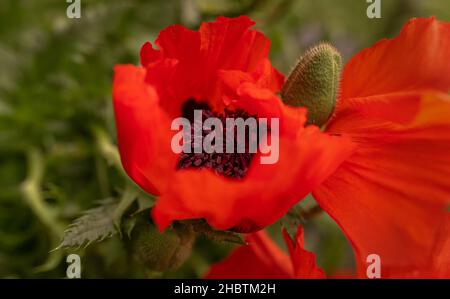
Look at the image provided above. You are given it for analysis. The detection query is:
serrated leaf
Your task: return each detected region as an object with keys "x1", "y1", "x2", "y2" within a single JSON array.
[
  {"x1": 130, "y1": 193, "x2": 156, "y2": 216},
  {"x1": 56, "y1": 199, "x2": 119, "y2": 250},
  {"x1": 112, "y1": 184, "x2": 138, "y2": 231}
]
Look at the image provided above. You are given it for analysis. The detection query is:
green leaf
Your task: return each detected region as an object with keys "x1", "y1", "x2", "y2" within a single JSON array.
[
  {"x1": 130, "y1": 192, "x2": 156, "y2": 216},
  {"x1": 112, "y1": 184, "x2": 138, "y2": 231},
  {"x1": 56, "y1": 199, "x2": 119, "y2": 250}
]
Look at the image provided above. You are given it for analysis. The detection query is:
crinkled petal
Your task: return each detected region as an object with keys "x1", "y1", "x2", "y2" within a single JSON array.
[
  {"x1": 139, "y1": 16, "x2": 282, "y2": 114},
  {"x1": 315, "y1": 91, "x2": 450, "y2": 277},
  {"x1": 338, "y1": 17, "x2": 450, "y2": 113}
]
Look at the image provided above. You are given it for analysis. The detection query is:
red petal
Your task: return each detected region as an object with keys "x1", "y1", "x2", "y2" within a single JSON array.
[
  {"x1": 315, "y1": 91, "x2": 450, "y2": 277},
  {"x1": 140, "y1": 42, "x2": 161, "y2": 67},
  {"x1": 205, "y1": 231, "x2": 293, "y2": 279},
  {"x1": 155, "y1": 24, "x2": 201, "y2": 63},
  {"x1": 139, "y1": 16, "x2": 281, "y2": 113},
  {"x1": 430, "y1": 216, "x2": 450, "y2": 278},
  {"x1": 282, "y1": 227, "x2": 326, "y2": 279},
  {"x1": 198, "y1": 16, "x2": 282, "y2": 109},
  {"x1": 199, "y1": 16, "x2": 269, "y2": 74},
  {"x1": 339, "y1": 18, "x2": 450, "y2": 112},
  {"x1": 153, "y1": 25, "x2": 203, "y2": 116},
  {"x1": 218, "y1": 60, "x2": 284, "y2": 108},
  {"x1": 113, "y1": 65, "x2": 177, "y2": 195},
  {"x1": 382, "y1": 216, "x2": 450, "y2": 278}
]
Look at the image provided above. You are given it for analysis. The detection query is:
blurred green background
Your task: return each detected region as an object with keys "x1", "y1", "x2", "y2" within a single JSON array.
[{"x1": 0, "y1": 0, "x2": 448, "y2": 278}]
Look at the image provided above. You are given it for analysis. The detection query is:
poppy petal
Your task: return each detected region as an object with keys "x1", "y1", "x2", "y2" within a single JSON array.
[
  {"x1": 140, "y1": 42, "x2": 162, "y2": 67},
  {"x1": 382, "y1": 216, "x2": 450, "y2": 278},
  {"x1": 155, "y1": 24, "x2": 200, "y2": 63},
  {"x1": 314, "y1": 91, "x2": 450, "y2": 277},
  {"x1": 138, "y1": 17, "x2": 282, "y2": 116},
  {"x1": 282, "y1": 226, "x2": 326, "y2": 278},
  {"x1": 205, "y1": 230, "x2": 293, "y2": 279},
  {"x1": 339, "y1": 17, "x2": 450, "y2": 110},
  {"x1": 199, "y1": 16, "x2": 270, "y2": 76},
  {"x1": 113, "y1": 65, "x2": 177, "y2": 195},
  {"x1": 430, "y1": 216, "x2": 450, "y2": 278}
]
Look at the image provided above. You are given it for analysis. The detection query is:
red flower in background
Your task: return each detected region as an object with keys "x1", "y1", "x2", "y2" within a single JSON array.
[
  {"x1": 113, "y1": 16, "x2": 352, "y2": 233},
  {"x1": 313, "y1": 18, "x2": 450, "y2": 277},
  {"x1": 206, "y1": 225, "x2": 325, "y2": 279}
]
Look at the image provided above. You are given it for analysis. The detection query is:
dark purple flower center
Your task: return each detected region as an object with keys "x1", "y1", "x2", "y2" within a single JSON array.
[{"x1": 176, "y1": 99, "x2": 258, "y2": 179}]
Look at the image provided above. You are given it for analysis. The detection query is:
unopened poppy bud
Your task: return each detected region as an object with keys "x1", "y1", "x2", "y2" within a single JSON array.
[
  {"x1": 130, "y1": 220, "x2": 195, "y2": 272},
  {"x1": 282, "y1": 43, "x2": 342, "y2": 127}
]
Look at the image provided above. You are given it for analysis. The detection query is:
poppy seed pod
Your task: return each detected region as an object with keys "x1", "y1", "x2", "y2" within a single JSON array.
[{"x1": 282, "y1": 43, "x2": 342, "y2": 127}]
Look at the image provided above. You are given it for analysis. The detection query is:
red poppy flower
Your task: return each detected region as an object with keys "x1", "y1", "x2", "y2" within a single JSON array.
[
  {"x1": 312, "y1": 17, "x2": 450, "y2": 277},
  {"x1": 206, "y1": 225, "x2": 325, "y2": 279},
  {"x1": 113, "y1": 16, "x2": 353, "y2": 232}
]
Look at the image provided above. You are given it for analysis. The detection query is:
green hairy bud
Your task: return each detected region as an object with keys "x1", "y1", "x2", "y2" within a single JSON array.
[
  {"x1": 131, "y1": 219, "x2": 195, "y2": 272},
  {"x1": 282, "y1": 43, "x2": 342, "y2": 127}
]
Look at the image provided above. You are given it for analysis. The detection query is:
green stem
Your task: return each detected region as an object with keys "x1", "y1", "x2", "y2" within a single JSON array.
[
  {"x1": 21, "y1": 148, "x2": 64, "y2": 237},
  {"x1": 21, "y1": 148, "x2": 64, "y2": 273},
  {"x1": 91, "y1": 125, "x2": 124, "y2": 176},
  {"x1": 113, "y1": 183, "x2": 138, "y2": 230}
]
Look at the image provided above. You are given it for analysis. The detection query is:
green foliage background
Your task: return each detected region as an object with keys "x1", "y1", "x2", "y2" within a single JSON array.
[{"x1": 0, "y1": 0, "x2": 448, "y2": 278}]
